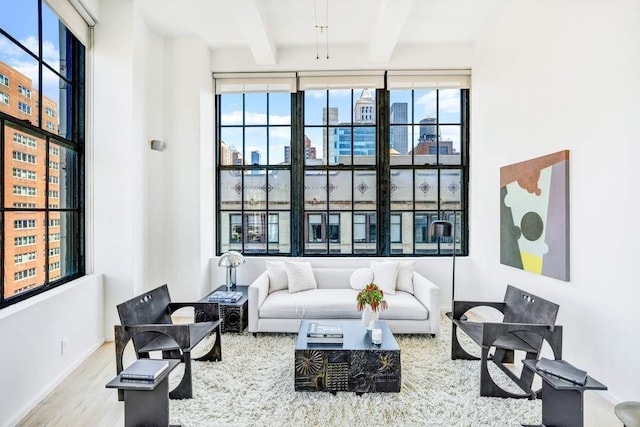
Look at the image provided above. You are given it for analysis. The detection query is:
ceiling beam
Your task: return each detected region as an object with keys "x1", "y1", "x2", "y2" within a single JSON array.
[
  {"x1": 369, "y1": 0, "x2": 414, "y2": 63},
  {"x1": 231, "y1": 0, "x2": 276, "y2": 65}
]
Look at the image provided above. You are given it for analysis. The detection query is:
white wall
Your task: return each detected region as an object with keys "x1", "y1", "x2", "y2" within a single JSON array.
[
  {"x1": 470, "y1": 0, "x2": 640, "y2": 401},
  {"x1": 0, "y1": 275, "x2": 104, "y2": 427},
  {"x1": 93, "y1": 0, "x2": 214, "y2": 336},
  {"x1": 93, "y1": 0, "x2": 141, "y2": 338},
  {"x1": 162, "y1": 37, "x2": 215, "y2": 302}
]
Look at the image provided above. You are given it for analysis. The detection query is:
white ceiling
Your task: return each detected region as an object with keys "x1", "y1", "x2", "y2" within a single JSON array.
[{"x1": 135, "y1": 0, "x2": 508, "y2": 65}]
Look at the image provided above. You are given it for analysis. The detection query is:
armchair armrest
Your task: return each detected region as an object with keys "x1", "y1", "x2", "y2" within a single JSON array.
[
  {"x1": 116, "y1": 323, "x2": 193, "y2": 349},
  {"x1": 452, "y1": 300, "x2": 506, "y2": 319}
]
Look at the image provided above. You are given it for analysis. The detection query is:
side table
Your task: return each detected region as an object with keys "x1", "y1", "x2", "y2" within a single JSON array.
[
  {"x1": 522, "y1": 359, "x2": 607, "y2": 427},
  {"x1": 106, "y1": 359, "x2": 180, "y2": 427},
  {"x1": 201, "y1": 285, "x2": 248, "y2": 333}
]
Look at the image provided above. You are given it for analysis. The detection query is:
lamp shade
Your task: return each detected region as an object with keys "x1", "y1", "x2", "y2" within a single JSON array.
[
  {"x1": 218, "y1": 251, "x2": 245, "y2": 267},
  {"x1": 430, "y1": 220, "x2": 453, "y2": 239}
]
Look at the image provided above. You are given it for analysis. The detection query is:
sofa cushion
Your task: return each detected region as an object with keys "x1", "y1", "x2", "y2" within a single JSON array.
[
  {"x1": 349, "y1": 268, "x2": 373, "y2": 291},
  {"x1": 380, "y1": 291, "x2": 429, "y2": 321},
  {"x1": 370, "y1": 261, "x2": 400, "y2": 295},
  {"x1": 266, "y1": 261, "x2": 288, "y2": 293},
  {"x1": 260, "y1": 289, "x2": 361, "y2": 319},
  {"x1": 286, "y1": 261, "x2": 318, "y2": 293},
  {"x1": 396, "y1": 261, "x2": 415, "y2": 294},
  {"x1": 258, "y1": 289, "x2": 429, "y2": 321}
]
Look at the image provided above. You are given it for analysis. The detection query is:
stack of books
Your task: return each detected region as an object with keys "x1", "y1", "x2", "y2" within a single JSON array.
[
  {"x1": 306, "y1": 323, "x2": 344, "y2": 344},
  {"x1": 207, "y1": 290, "x2": 243, "y2": 303},
  {"x1": 536, "y1": 358, "x2": 588, "y2": 385},
  {"x1": 120, "y1": 359, "x2": 170, "y2": 383}
]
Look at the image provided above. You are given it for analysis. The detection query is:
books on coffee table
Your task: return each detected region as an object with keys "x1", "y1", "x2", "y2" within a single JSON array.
[
  {"x1": 307, "y1": 323, "x2": 344, "y2": 344},
  {"x1": 306, "y1": 336, "x2": 344, "y2": 344},
  {"x1": 120, "y1": 359, "x2": 170, "y2": 383},
  {"x1": 207, "y1": 290, "x2": 243, "y2": 303}
]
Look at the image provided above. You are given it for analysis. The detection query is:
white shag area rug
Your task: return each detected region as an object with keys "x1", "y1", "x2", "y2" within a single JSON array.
[{"x1": 170, "y1": 315, "x2": 541, "y2": 427}]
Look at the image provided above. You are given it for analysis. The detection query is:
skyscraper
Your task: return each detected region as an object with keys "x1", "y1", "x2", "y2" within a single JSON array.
[
  {"x1": 354, "y1": 89, "x2": 375, "y2": 123},
  {"x1": 323, "y1": 107, "x2": 338, "y2": 163},
  {"x1": 390, "y1": 102, "x2": 408, "y2": 154},
  {"x1": 419, "y1": 117, "x2": 438, "y2": 141},
  {"x1": 251, "y1": 150, "x2": 261, "y2": 165},
  {"x1": 284, "y1": 134, "x2": 317, "y2": 163},
  {"x1": 331, "y1": 90, "x2": 377, "y2": 163}
]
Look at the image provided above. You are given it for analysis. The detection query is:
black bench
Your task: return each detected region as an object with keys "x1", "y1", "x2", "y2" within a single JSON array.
[
  {"x1": 446, "y1": 285, "x2": 563, "y2": 398},
  {"x1": 114, "y1": 284, "x2": 222, "y2": 400}
]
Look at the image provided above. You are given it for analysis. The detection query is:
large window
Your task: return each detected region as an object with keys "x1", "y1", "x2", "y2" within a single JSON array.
[
  {"x1": 0, "y1": 1, "x2": 85, "y2": 308},
  {"x1": 388, "y1": 84, "x2": 466, "y2": 255},
  {"x1": 216, "y1": 81, "x2": 294, "y2": 254},
  {"x1": 215, "y1": 73, "x2": 468, "y2": 257}
]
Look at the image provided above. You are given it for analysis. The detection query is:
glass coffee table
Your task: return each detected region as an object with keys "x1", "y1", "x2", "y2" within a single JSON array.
[{"x1": 294, "y1": 320, "x2": 401, "y2": 394}]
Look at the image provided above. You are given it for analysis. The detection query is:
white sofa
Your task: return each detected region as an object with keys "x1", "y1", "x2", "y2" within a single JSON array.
[{"x1": 248, "y1": 262, "x2": 441, "y2": 336}]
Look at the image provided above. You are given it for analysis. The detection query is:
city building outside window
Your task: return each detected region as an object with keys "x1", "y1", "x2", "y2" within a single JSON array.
[
  {"x1": 215, "y1": 73, "x2": 469, "y2": 257},
  {"x1": 0, "y1": 1, "x2": 85, "y2": 308}
]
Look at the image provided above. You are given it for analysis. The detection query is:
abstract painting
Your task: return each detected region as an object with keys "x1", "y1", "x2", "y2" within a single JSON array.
[{"x1": 500, "y1": 150, "x2": 570, "y2": 281}]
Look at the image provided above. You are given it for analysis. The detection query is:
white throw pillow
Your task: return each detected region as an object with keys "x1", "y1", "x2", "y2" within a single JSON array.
[
  {"x1": 349, "y1": 268, "x2": 374, "y2": 291},
  {"x1": 396, "y1": 261, "x2": 415, "y2": 294},
  {"x1": 285, "y1": 261, "x2": 318, "y2": 293},
  {"x1": 266, "y1": 261, "x2": 288, "y2": 293},
  {"x1": 370, "y1": 261, "x2": 400, "y2": 295}
]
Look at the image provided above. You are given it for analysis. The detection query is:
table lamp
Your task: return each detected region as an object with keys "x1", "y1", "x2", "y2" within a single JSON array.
[{"x1": 218, "y1": 251, "x2": 245, "y2": 290}]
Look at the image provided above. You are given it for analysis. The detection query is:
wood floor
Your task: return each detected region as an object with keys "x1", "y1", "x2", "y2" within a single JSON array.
[{"x1": 18, "y1": 339, "x2": 621, "y2": 426}]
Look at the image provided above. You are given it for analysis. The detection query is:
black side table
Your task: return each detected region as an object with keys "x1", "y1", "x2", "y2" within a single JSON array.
[
  {"x1": 106, "y1": 359, "x2": 180, "y2": 427},
  {"x1": 201, "y1": 285, "x2": 249, "y2": 333},
  {"x1": 522, "y1": 359, "x2": 607, "y2": 427}
]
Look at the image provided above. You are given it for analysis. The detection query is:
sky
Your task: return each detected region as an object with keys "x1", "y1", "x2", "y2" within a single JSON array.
[
  {"x1": 219, "y1": 88, "x2": 463, "y2": 164},
  {"x1": 0, "y1": 1, "x2": 65, "y2": 107}
]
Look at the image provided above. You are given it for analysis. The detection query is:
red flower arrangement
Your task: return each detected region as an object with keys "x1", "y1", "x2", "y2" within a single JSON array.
[{"x1": 356, "y1": 283, "x2": 389, "y2": 312}]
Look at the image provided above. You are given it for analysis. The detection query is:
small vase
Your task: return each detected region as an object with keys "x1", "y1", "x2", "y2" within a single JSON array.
[{"x1": 361, "y1": 305, "x2": 379, "y2": 329}]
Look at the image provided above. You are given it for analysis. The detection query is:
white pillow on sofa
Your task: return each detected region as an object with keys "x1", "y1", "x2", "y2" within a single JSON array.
[
  {"x1": 396, "y1": 261, "x2": 415, "y2": 294},
  {"x1": 349, "y1": 268, "x2": 374, "y2": 291},
  {"x1": 266, "y1": 261, "x2": 288, "y2": 293},
  {"x1": 286, "y1": 261, "x2": 318, "y2": 293},
  {"x1": 370, "y1": 261, "x2": 400, "y2": 295}
]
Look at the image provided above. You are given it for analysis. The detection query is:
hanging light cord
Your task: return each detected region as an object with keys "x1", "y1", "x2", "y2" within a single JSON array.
[
  {"x1": 314, "y1": 0, "x2": 319, "y2": 59},
  {"x1": 314, "y1": 0, "x2": 329, "y2": 60}
]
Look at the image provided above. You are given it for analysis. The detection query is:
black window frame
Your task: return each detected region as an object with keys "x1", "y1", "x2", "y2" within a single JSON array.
[
  {"x1": 215, "y1": 79, "x2": 469, "y2": 258},
  {"x1": 0, "y1": 2, "x2": 86, "y2": 309}
]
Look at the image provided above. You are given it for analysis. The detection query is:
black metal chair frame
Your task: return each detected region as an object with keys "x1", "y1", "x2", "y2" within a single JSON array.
[
  {"x1": 446, "y1": 285, "x2": 563, "y2": 399},
  {"x1": 114, "y1": 284, "x2": 222, "y2": 400}
]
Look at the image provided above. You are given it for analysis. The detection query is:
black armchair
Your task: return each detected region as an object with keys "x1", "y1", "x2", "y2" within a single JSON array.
[
  {"x1": 114, "y1": 284, "x2": 222, "y2": 399},
  {"x1": 446, "y1": 285, "x2": 563, "y2": 398}
]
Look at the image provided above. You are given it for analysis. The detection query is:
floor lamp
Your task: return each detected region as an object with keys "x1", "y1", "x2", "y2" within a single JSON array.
[{"x1": 430, "y1": 218, "x2": 456, "y2": 314}]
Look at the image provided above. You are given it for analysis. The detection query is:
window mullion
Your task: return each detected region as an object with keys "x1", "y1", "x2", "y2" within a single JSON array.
[
  {"x1": 461, "y1": 89, "x2": 470, "y2": 255},
  {"x1": 377, "y1": 88, "x2": 390, "y2": 256},
  {"x1": 292, "y1": 91, "x2": 305, "y2": 256}
]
